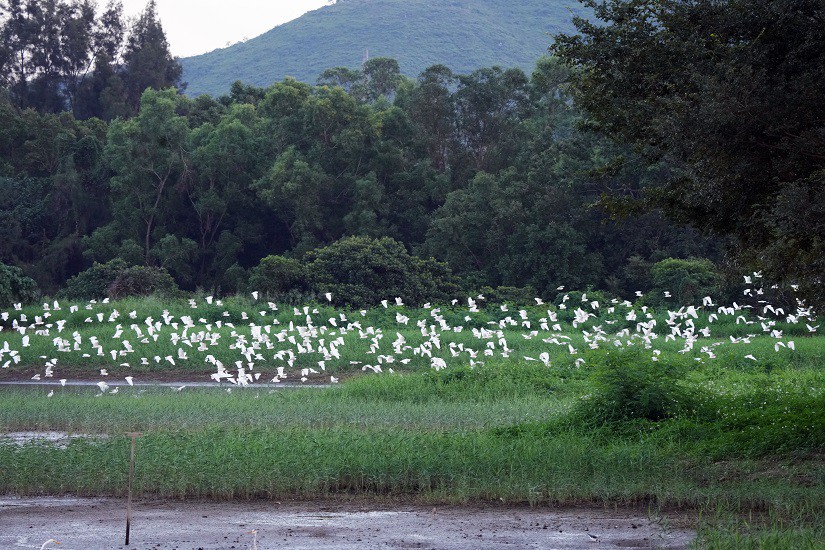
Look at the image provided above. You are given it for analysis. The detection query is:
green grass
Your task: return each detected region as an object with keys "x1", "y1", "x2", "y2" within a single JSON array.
[
  {"x1": 2, "y1": 360, "x2": 822, "y2": 496},
  {"x1": 0, "y1": 385, "x2": 566, "y2": 433},
  {"x1": 1, "y1": 294, "x2": 819, "y2": 379}
]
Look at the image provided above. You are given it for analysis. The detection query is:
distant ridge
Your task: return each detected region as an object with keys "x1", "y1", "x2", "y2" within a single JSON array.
[{"x1": 180, "y1": 0, "x2": 587, "y2": 97}]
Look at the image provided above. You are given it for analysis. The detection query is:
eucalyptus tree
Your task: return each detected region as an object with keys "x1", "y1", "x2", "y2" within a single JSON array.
[{"x1": 102, "y1": 88, "x2": 189, "y2": 265}]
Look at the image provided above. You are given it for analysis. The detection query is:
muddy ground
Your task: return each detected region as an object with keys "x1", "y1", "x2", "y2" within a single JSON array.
[{"x1": 0, "y1": 497, "x2": 696, "y2": 549}]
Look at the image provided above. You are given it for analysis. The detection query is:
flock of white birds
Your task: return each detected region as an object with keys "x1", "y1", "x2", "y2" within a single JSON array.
[{"x1": 0, "y1": 272, "x2": 818, "y2": 396}]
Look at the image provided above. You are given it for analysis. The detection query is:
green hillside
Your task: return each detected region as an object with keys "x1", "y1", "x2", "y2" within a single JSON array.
[{"x1": 180, "y1": 0, "x2": 587, "y2": 97}]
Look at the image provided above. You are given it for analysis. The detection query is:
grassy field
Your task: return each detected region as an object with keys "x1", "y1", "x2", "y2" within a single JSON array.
[{"x1": 0, "y1": 292, "x2": 823, "y2": 547}]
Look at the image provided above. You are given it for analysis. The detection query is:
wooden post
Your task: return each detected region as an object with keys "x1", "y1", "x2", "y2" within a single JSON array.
[{"x1": 125, "y1": 432, "x2": 143, "y2": 546}]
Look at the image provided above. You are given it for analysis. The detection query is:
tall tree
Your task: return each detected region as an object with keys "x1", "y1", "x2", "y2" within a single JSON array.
[
  {"x1": 361, "y1": 57, "x2": 402, "y2": 102},
  {"x1": 0, "y1": 0, "x2": 126, "y2": 113},
  {"x1": 73, "y1": 0, "x2": 127, "y2": 119},
  {"x1": 454, "y1": 66, "x2": 530, "y2": 174},
  {"x1": 102, "y1": 87, "x2": 189, "y2": 264},
  {"x1": 552, "y1": 0, "x2": 825, "y2": 308},
  {"x1": 119, "y1": 0, "x2": 183, "y2": 111},
  {"x1": 405, "y1": 64, "x2": 457, "y2": 172},
  {"x1": 56, "y1": 0, "x2": 97, "y2": 113},
  {"x1": 186, "y1": 102, "x2": 266, "y2": 283}
]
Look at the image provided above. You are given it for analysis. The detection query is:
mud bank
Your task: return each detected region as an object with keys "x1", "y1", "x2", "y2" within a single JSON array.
[{"x1": 0, "y1": 497, "x2": 696, "y2": 549}]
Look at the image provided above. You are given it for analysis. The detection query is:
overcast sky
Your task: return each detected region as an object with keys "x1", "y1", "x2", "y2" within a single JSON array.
[{"x1": 120, "y1": 0, "x2": 333, "y2": 58}]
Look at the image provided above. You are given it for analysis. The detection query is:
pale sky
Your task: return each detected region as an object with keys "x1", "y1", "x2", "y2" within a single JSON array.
[{"x1": 120, "y1": 0, "x2": 334, "y2": 58}]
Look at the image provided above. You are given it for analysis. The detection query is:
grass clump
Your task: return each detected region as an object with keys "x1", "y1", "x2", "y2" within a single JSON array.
[
  {"x1": 573, "y1": 350, "x2": 699, "y2": 425},
  {"x1": 338, "y1": 361, "x2": 560, "y2": 402},
  {"x1": 694, "y1": 509, "x2": 825, "y2": 549}
]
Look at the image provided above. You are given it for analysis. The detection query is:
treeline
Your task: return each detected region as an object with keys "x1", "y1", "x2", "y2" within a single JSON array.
[
  {"x1": 0, "y1": 1, "x2": 727, "y2": 305},
  {"x1": 0, "y1": 0, "x2": 181, "y2": 118}
]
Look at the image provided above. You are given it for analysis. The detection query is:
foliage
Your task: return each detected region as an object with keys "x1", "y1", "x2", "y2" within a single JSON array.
[
  {"x1": 0, "y1": 261, "x2": 38, "y2": 306},
  {"x1": 107, "y1": 264, "x2": 179, "y2": 300},
  {"x1": 220, "y1": 263, "x2": 248, "y2": 295},
  {"x1": 552, "y1": 0, "x2": 825, "y2": 310},
  {"x1": 306, "y1": 236, "x2": 460, "y2": 307},
  {"x1": 0, "y1": 40, "x2": 723, "y2": 301},
  {"x1": 248, "y1": 255, "x2": 308, "y2": 299},
  {"x1": 574, "y1": 350, "x2": 698, "y2": 424},
  {"x1": 103, "y1": 88, "x2": 190, "y2": 264},
  {"x1": 318, "y1": 57, "x2": 403, "y2": 103},
  {"x1": 60, "y1": 259, "x2": 128, "y2": 300},
  {"x1": 120, "y1": 0, "x2": 183, "y2": 112},
  {"x1": 0, "y1": 0, "x2": 181, "y2": 119},
  {"x1": 647, "y1": 258, "x2": 720, "y2": 307}
]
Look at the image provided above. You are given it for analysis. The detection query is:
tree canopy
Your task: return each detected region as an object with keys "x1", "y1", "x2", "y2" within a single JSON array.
[
  {"x1": 0, "y1": 0, "x2": 183, "y2": 118},
  {"x1": 552, "y1": 0, "x2": 825, "y2": 308},
  {"x1": 0, "y1": 2, "x2": 745, "y2": 306}
]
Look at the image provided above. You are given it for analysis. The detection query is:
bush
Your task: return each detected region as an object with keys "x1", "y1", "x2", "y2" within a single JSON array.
[
  {"x1": 248, "y1": 255, "x2": 308, "y2": 299},
  {"x1": 107, "y1": 265, "x2": 180, "y2": 300},
  {"x1": 0, "y1": 262, "x2": 39, "y2": 306},
  {"x1": 306, "y1": 236, "x2": 460, "y2": 307},
  {"x1": 60, "y1": 259, "x2": 128, "y2": 299},
  {"x1": 574, "y1": 350, "x2": 698, "y2": 425},
  {"x1": 221, "y1": 263, "x2": 249, "y2": 295},
  {"x1": 648, "y1": 257, "x2": 720, "y2": 306}
]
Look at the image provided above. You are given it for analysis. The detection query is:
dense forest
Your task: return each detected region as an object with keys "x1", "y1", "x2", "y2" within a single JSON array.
[{"x1": 0, "y1": 0, "x2": 821, "y2": 311}]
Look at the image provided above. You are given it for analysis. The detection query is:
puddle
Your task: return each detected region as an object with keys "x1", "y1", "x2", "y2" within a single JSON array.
[{"x1": 1, "y1": 431, "x2": 109, "y2": 449}]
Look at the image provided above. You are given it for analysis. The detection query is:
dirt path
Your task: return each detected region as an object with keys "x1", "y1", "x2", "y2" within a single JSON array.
[{"x1": 0, "y1": 497, "x2": 695, "y2": 549}]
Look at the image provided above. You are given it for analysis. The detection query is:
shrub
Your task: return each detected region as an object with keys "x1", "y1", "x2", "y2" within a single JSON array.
[
  {"x1": 648, "y1": 257, "x2": 720, "y2": 306},
  {"x1": 0, "y1": 262, "x2": 39, "y2": 306},
  {"x1": 248, "y1": 255, "x2": 308, "y2": 299},
  {"x1": 306, "y1": 236, "x2": 460, "y2": 307},
  {"x1": 221, "y1": 263, "x2": 249, "y2": 295},
  {"x1": 107, "y1": 265, "x2": 180, "y2": 300},
  {"x1": 574, "y1": 350, "x2": 697, "y2": 425},
  {"x1": 60, "y1": 259, "x2": 128, "y2": 299}
]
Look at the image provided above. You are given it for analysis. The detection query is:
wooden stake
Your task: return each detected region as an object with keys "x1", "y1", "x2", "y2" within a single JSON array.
[{"x1": 125, "y1": 432, "x2": 143, "y2": 546}]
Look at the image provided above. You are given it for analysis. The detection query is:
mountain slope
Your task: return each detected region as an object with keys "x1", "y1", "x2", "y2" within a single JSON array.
[{"x1": 180, "y1": 0, "x2": 587, "y2": 97}]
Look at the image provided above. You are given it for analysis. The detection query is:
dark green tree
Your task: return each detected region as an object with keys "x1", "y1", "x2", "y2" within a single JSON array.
[
  {"x1": 248, "y1": 255, "x2": 308, "y2": 300},
  {"x1": 306, "y1": 236, "x2": 459, "y2": 307},
  {"x1": 454, "y1": 66, "x2": 530, "y2": 173},
  {"x1": 361, "y1": 57, "x2": 402, "y2": 102},
  {"x1": 121, "y1": 0, "x2": 182, "y2": 112},
  {"x1": 186, "y1": 102, "x2": 267, "y2": 285},
  {"x1": 316, "y1": 66, "x2": 364, "y2": 96},
  {"x1": 0, "y1": 0, "x2": 126, "y2": 115},
  {"x1": 552, "y1": 0, "x2": 825, "y2": 308},
  {"x1": 648, "y1": 257, "x2": 721, "y2": 307},
  {"x1": 101, "y1": 87, "x2": 189, "y2": 264},
  {"x1": 0, "y1": 261, "x2": 38, "y2": 305},
  {"x1": 404, "y1": 64, "x2": 457, "y2": 172}
]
